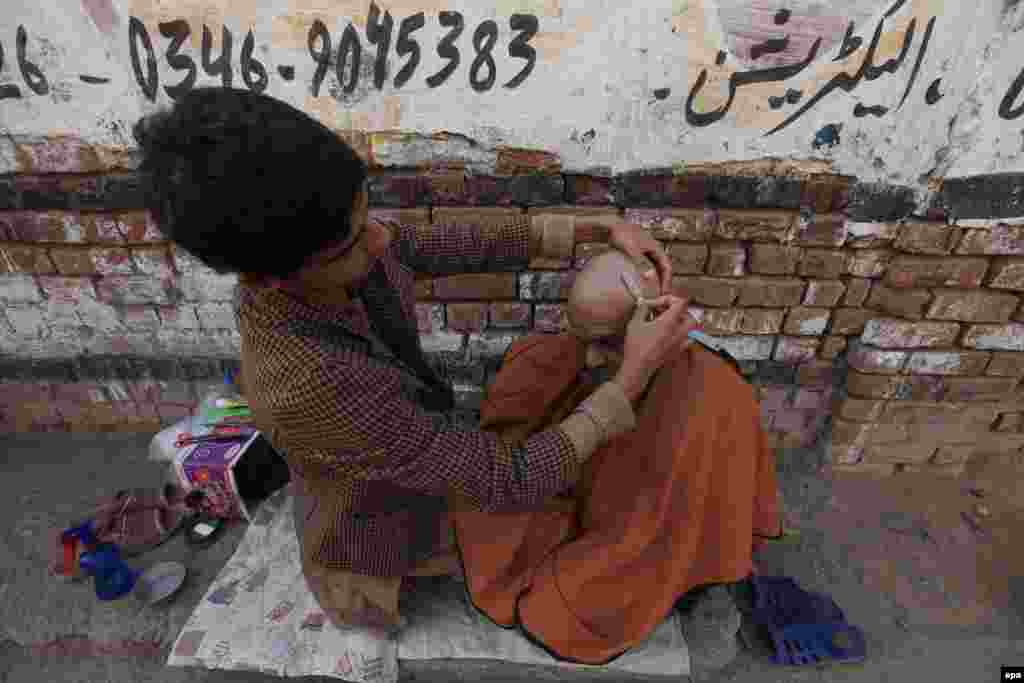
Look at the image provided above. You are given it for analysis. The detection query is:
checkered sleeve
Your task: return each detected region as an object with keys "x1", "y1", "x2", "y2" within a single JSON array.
[
  {"x1": 277, "y1": 357, "x2": 582, "y2": 512},
  {"x1": 383, "y1": 216, "x2": 532, "y2": 275}
]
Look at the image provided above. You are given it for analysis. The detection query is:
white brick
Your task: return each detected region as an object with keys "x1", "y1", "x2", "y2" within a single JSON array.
[
  {"x1": 176, "y1": 271, "x2": 240, "y2": 302},
  {"x1": 157, "y1": 305, "x2": 201, "y2": 330},
  {"x1": 420, "y1": 331, "x2": 465, "y2": 354},
  {"x1": 5, "y1": 306, "x2": 47, "y2": 335},
  {"x1": 702, "y1": 335, "x2": 776, "y2": 361},
  {"x1": 466, "y1": 332, "x2": 519, "y2": 360},
  {"x1": 195, "y1": 302, "x2": 238, "y2": 330},
  {"x1": 962, "y1": 324, "x2": 1024, "y2": 351},
  {"x1": 0, "y1": 275, "x2": 43, "y2": 303}
]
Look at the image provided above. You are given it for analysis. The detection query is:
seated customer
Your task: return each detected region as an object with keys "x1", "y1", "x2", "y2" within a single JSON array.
[{"x1": 451, "y1": 250, "x2": 782, "y2": 667}]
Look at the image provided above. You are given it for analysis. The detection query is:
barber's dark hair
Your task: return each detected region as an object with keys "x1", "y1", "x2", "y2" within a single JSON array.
[{"x1": 133, "y1": 87, "x2": 368, "y2": 279}]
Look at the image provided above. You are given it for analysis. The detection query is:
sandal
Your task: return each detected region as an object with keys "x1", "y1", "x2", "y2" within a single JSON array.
[{"x1": 734, "y1": 575, "x2": 867, "y2": 667}]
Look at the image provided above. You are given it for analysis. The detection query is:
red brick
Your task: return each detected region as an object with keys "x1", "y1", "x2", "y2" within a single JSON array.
[
  {"x1": 415, "y1": 303, "x2": 445, "y2": 333},
  {"x1": 623, "y1": 208, "x2": 713, "y2": 241},
  {"x1": 716, "y1": 209, "x2": 795, "y2": 242},
  {"x1": 797, "y1": 360, "x2": 836, "y2": 387},
  {"x1": 369, "y1": 208, "x2": 431, "y2": 227},
  {"x1": 749, "y1": 244, "x2": 801, "y2": 274},
  {"x1": 839, "y1": 398, "x2": 886, "y2": 422},
  {"x1": 772, "y1": 408, "x2": 809, "y2": 433},
  {"x1": 931, "y1": 446, "x2": 975, "y2": 465},
  {"x1": 845, "y1": 221, "x2": 899, "y2": 248},
  {"x1": 994, "y1": 412, "x2": 1024, "y2": 433},
  {"x1": 799, "y1": 249, "x2": 847, "y2": 279},
  {"x1": 820, "y1": 336, "x2": 848, "y2": 360},
  {"x1": 831, "y1": 308, "x2": 874, "y2": 335},
  {"x1": 14, "y1": 136, "x2": 105, "y2": 173},
  {"x1": 566, "y1": 175, "x2": 614, "y2": 206},
  {"x1": 740, "y1": 309, "x2": 784, "y2": 334},
  {"x1": 434, "y1": 206, "x2": 523, "y2": 227},
  {"x1": 831, "y1": 462, "x2": 896, "y2": 476},
  {"x1": 495, "y1": 147, "x2": 561, "y2": 175},
  {"x1": 792, "y1": 388, "x2": 827, "y2": 410},
  {"x1": 129, "y1": 246, "x2": 174, "y2": 278},
  {"x1": 925, "y1": 289, "x2": 1019, "y2": 323},
  {"x1": 758, "y1": 386, "x2": 789, "y2": 410},
  {"x1": 943, "y1": 377, "x2": 1018, "y2": 401},
  {"x1": 706, "y1": 242, "x2": 746, "y2": 276},
  {"x1": 700, "y1": 308, "x2": 744, "y2": 334},
  {"x1": 869, "y1": 423, "x2": 911, "y2": 444},
  {"x1": 784, "y1": 307, "x2": 830, "y2": 335},
  {"x1": 119, "y1": 212, "x2": 164, "y2": 242},
  {"x1": 519, "y1": 271, "x2": 575, "y2": 301},
  {"x1": 49, "y1": 246, "x2": 134, "y2": 276},
  {"x1": 846, "y1": 371, "x2": 905, "y2": 398},
  {"x1": 671, "y1": 277, "x2": 741, "y2": 306},
  {"x1": 737, "y1": 278, "x2": 805, "y2": 307},
  {"x1": 832, "y1": 419, "x2": 874, "y2": 448},
  {"x1": 986, "y1": 257, "x2": 1024, "y2": 291},
  {"x1": 446, "y1": 303, "x2": 488, "y2": 332},
  {"x1": 884, "y1": 255, "x2": 988, "y2": 288},
  {"x1": 848, "y1": 347, "x2": 908, "y2": 374},
  {"x1": 0, "y1": 245, "x2": 56, "y2": 274},
  {"x1": 956, "y1": 224, "x2": 1024, "y2": 255},
  {"x1": 865, "y1": 284, "x2": 931, "y2": 319},
  {"x1": 534, "y1": 304, "x2": 568, "y2": 332},
  {"x1": 489, "y1": 302, "x2": 531, "y2": 329},
  {"x1": 986, "y1": 352, "x2": 1024, "y2": 377},
  {"x1": 433, "y1": 273, "x2": 517, "y2": 300},
  {"x1": 901, "y1": 375, "x2": 947, "y2": 401},
  {"x1": 95, "y1": 276, "x2": 172, "y2": 305},
  {"x1": 845, "y1": 249, "x2": 893, "y2": 278},
  {"x1": 863, "y1": 444, "x2": 937, "y2": 465},
  {"x1": 831, "y1": 446, "x2": 866, "y2": 466},
  {"x1": 861, "y1": 319, "x2": 960, "y2": 348},
  {"x1": 803, "y1": 280, "x2": 845, "y2": 307},
  {"x1": 801, "y1": 176, "x2": 852, "y2": 213},
  {"x1": 894, "y1": 220, "x2": 961, "y2": 254},
  {"x1": 793, "y1": 213, "x2": 846, "y2": 247},
  {"x1": 667, "y1": 243, "x2": 708, "y2": 274},
  {"x1": 774, "y1": 337, "x2": 819, "y2": 363},
  {"x1": 962, "y1": 323, "x2": 1024, "y2": 351},
  {"x1": 905, "y1": 351, "x2": 991, "y2": 376},
  {"x1": 840, "y1": 280, "x2": 870, "y2": 308}
]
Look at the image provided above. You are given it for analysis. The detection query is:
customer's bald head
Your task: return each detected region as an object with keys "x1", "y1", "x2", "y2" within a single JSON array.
[{"x1": 567, "y1": 250, "x2": 660, "y2": 341}]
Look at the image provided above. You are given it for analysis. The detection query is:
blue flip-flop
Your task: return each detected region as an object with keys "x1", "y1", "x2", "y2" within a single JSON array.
[{"x1": 739, "y1": 575, "x2": 867, "y2": 667}]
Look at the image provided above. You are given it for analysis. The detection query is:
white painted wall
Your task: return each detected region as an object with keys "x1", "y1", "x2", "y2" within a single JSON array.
[{"x1": 2, "y1": 0, "x2": 1024, "y2": 200}]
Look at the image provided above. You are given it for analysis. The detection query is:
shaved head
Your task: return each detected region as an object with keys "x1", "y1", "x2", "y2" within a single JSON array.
[{"x1": 567, "y1": 250, "x2": 660, "y2": 342}]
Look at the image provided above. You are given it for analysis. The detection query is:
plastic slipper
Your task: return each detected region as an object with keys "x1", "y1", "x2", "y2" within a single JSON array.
[
  {"x1": 86, "y1": 484, "x2": 192, "y2": 558},
  {"x1": 736, "y1": 576, "x2": 867, "y2": 667}
]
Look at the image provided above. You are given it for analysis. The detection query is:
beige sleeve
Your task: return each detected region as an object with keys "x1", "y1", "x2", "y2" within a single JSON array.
[
  {"x1": 556, "y1": 380, "x2": 636, "y2": 465},
  {"x1": 529, "y1": 214, "x2": 576, "y2": 261}
]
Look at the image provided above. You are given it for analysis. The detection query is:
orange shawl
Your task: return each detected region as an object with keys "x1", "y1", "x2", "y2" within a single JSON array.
[{"x1": 451, "y1": 334, "x2": 781, "y2": 664}]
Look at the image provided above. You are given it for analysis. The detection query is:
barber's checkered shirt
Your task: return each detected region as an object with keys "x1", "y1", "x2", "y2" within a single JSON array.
[{"x1": 236, "y1": 217, "x2": 580, "y2": 576}]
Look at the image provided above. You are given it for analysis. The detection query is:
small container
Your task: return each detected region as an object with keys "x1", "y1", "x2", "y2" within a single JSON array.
[{"x1": 134, "y1": 562, "x2": 188, "y2": 606}]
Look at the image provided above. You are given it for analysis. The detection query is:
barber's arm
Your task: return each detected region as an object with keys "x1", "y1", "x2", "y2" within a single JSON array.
[{"x1": 272, "y1": 358, "x2": 634, "y2": 512}]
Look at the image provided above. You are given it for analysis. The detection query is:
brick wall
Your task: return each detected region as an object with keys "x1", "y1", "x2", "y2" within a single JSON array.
[{"x1": 3, "y1": 144, "x2": 1024, "y2": 478}]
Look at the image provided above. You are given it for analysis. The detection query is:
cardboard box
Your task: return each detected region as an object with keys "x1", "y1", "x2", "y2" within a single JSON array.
[{"x1": 173, "y1": 433, "x2": 291, "y2": 521}]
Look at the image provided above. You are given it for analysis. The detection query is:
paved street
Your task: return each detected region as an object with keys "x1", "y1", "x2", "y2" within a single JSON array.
[{"x1": 1, "y1": 432, "x2": 1021, "y2": 682}]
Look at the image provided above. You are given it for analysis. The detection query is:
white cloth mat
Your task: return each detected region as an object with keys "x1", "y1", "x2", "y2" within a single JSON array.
[{"x1": 168, "y1": 488, "x2": 689, "y2": 681}]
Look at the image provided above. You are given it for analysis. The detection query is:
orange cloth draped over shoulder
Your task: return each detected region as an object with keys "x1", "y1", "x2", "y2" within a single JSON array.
[{"x1": 450, "y1": 334, "x2": 782, "y2": 665}]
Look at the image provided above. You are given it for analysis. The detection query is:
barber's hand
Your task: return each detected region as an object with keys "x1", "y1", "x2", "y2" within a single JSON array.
[
  {"x1": 608, "y1": 222, "x2": 672, "y2": 295},
  {"x1": 613, "y1": 295, "x2": 698, "y2": 402}
]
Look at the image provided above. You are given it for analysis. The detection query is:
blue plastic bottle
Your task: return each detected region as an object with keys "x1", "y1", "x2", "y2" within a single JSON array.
[{"x1": 78, "y1": 544, "x2": 139, "y2": 601}]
